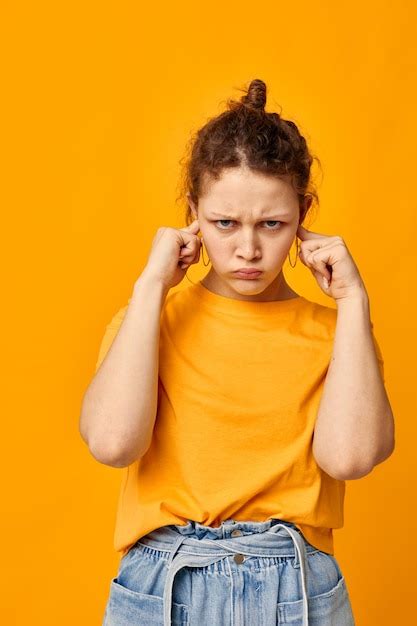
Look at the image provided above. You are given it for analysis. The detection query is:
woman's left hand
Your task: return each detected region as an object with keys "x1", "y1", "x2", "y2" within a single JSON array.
[{"x1": 296, "y1": 224, "x2": 368, "y2": 302}]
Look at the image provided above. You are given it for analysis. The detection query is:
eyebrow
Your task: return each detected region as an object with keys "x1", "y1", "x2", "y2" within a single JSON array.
[{"x1": 208, "y1": 212, "x2": 290, "y2": 219}]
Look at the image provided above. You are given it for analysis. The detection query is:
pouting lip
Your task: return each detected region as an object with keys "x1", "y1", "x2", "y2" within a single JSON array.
[{"x1": 233, "y1": 269, "x2": 263, "y2": 274}]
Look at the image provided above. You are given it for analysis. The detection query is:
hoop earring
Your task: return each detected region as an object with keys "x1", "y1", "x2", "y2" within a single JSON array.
[
  {"x1": 184, "y1": 237, "x2": 211, "y2": 285},
  {"x1": 288, "y1": 237, "x2": 299, "y2": 268},
  {"x1": 201, "y1": 237, "x2": 211, "y2": 267}
]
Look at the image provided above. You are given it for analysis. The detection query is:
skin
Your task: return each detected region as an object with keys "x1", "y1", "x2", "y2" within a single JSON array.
[{"x1": 187, "y1": 166, "x2": 312, "y2": 302}]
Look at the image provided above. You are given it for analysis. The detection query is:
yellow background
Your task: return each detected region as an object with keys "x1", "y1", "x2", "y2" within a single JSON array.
[{"x1": 1, "y1": 1, "x2": 415, "y2": 624}]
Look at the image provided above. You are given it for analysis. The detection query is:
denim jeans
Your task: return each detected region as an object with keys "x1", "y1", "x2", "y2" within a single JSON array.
[{"x1": 102, "y1": 517, "x2": 355, "y2": 625}]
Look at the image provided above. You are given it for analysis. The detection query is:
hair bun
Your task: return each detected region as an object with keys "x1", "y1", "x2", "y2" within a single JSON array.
[{"x1": 241, "y1": 78, "x2": 267, "y2": 111}]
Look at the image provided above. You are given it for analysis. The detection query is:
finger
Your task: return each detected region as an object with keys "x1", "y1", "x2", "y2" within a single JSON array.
[
  {"x1": 311, "y1": 267, "x2": 330, "y2": 290},
  {"x1": 180, "y1": 245, "x2": 201, "y2": 268},
  {"x1": 299, "y1": 233, "x2": 342, "y2": 258},
  {"x1": 297, "y1": 225, "x2": 334, "y2": 241},
  {"x1": 306, "y1": 250, "x2": 332, "y2": 282},
  {"x1": 180, "y1": 241, "x2": 201, "y2": 256},
  {"x1": 297, "y1": 225, "x2": 326, "y2": 240},
  {"x1": 179, "y1": 229, "x2": 202, "y2": 255},
  {"x1": 179, "y1": 219, "x2": 200, "y2": 233},
  {"x1": 182, "y1": 247, "x2": 201, "y2": 265},
  {"x1": 299, "y1": 241, "x2": 330, "y2": 259},
  {"x1": 180, "y1": 235, "x2": 202, "y2": 254}
]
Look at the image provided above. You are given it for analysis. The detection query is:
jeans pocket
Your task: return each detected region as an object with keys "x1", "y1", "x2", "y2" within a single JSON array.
[
  {"x1": 277, "y1": 551, "x2": 355, "y2": 625},
  {"x1": 102, "y1": 577, "x2": 190, "y2": 626}
]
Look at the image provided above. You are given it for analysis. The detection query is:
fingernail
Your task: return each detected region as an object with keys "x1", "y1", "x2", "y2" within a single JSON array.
[{"x1": 323, "y1": 277, "x2": 329, "y2": 289}]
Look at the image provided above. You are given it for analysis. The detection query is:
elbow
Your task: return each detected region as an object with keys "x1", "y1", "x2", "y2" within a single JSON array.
[
  {"x1": 87, "y1": 436, "x2": 147, "y2": 468},
  {"x1": 332, "y1": 463, "x2": 374, "y2": 480},
  {"x1": 313, "y1": 424, "x2": 396, "y2": 481},
  {"x1": 79, "y1": 401, "x2": 152, "y2": 467},
  {"x1": 317, "y1": 448, "x2": 395, "y2": 481},
  {"x1": 79, "y1": 420, "x2": 148, "y2": 467},
  {"x1": 79, "y1": 426, "x2": 125, "y2": 467},
  {"x1": 88, "y1": 440, "x2": 132, "y2": 468},
  {"x1": 318, "y1": 463, "x2": 372, "y2": 481},
  {"x1": 314, "y1": 455, "x2": 375, "y2": 481},
  {"x1": 372, "y1": 436, "x2": 396, "y2": 467}
]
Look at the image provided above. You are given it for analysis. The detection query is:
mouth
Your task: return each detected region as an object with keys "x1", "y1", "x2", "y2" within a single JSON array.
[{"x1": 233, "y1": 270, "x2": 263, "y2": 279}]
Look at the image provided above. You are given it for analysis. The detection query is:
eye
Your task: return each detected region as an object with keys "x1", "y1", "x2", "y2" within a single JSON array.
[
  {"x1": 215, "y1": 220, "x2": 234, "y2": 229},
  {"x1": 214, "y1": 220, "x2": 283, "y2": 230}
]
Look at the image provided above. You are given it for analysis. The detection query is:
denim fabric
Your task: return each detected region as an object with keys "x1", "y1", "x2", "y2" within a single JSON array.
[{"x1": 102, "y1": 518, "x2": 355, "y2": 625}]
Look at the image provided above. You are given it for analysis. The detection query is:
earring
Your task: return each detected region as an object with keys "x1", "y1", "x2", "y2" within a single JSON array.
[
  {"x1": 288, "y1": 237, "x2": 299, "y2": 268},
  {"x1": 184, "y1": 237, "x2": 211, "y2": 285},
  {"x1": 201, "y1": 237, "x2": 211, "y2": 267}
]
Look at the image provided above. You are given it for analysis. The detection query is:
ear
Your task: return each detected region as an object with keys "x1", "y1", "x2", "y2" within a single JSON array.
[
  {"x1": 299, "y1": 194, "x2": 312, "y2": 223},
  {"x1": 187, "y1": 192, "x2": 198, "y2": 219}
]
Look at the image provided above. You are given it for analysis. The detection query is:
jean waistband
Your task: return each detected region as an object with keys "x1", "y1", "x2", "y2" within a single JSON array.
[{"x1": 137, "y1": 518, "x2": 313, "y2": 626}]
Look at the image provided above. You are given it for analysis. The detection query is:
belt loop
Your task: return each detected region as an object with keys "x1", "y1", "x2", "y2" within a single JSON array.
[
  {"x1": 293, "y1": 546, "x2": 300, "y2": 568},
  {"x1": 167, "y1": 535, "x2": 187, "y2": 567},
  {"x1": 292, "y1": 528, "x2": 303, "y2": 568}
]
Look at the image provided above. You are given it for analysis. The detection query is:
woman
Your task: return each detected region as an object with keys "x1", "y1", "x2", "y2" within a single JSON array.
[{"x1": 80, "y1": 78, "x2": 395, "y2": 625}]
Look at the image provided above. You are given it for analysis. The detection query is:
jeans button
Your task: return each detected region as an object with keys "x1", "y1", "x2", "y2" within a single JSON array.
[
  {"x1": 234, "y1": 553, "x2": 245, "y2": 564},
  {"x1": 231, "y1": 529, "x2": 243, "y2": 537}
]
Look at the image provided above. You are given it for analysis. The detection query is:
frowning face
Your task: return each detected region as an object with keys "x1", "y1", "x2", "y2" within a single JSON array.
[{"x1": 188, "y1": 166, "x2": 309, "y2": 301}]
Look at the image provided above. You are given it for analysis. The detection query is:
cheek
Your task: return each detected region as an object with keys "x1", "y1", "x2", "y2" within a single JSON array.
[
  {"x1": 265, "y1": 236, "x2": 292, "y2": 255},
  {"x1": 203, "y1": 236, "x2": 227, "y2": 258},
  {"x1": 280, "y1": 231, "x2": 295, "y2": 252}
]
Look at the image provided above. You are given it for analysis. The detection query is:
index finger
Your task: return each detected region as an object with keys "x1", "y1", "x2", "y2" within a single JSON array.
[{"x1": 180, "y1": 218, "x2": 200, "y2": 232}]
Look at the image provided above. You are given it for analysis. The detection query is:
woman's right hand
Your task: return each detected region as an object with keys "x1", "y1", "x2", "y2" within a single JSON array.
[{"x1": 141, "y1": 219, "x2": 202, "y2": 290}]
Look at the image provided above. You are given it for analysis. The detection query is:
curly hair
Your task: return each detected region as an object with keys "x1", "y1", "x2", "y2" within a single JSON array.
[{"x1": 176, "y1": 78, "x2": 321, "y2": 227}]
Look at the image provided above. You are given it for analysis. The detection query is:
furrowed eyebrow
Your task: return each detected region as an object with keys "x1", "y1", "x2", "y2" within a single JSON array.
[{"x1": 208, "y1": 212, "x2": 289, "y2": 219}]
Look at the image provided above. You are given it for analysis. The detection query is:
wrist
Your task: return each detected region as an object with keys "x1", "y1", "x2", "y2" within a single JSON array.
[
  {"x1": 335, "y1": 288, "x2": 371, "y2": 320},
  {"x1": 133, "y1": 271, "x2": 170, "y2": 298},
  {"x1": 335, "y1": 284, "x2": 369, "y2": 307}
]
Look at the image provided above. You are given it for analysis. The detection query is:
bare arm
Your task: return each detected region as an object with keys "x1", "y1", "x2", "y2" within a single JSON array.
[
  {"x1": 79, "y1": 272, "x2": 169, "y2": 468},
  {"x1": 312, "y1": 290, "x2": 395, "y2": 480}
]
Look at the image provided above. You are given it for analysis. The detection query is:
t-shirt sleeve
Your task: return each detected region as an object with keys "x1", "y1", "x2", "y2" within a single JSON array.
[
  {"x1": 95, "y1": 301, "x2": 130, "y2": 373},
  {"x1": 371, "y1": 323, "x2": 385, "y2": 382}
]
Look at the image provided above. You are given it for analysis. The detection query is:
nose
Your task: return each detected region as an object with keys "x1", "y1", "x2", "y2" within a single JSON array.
[{"x1": 236, "y1": 233, "x2": 261, "y2": 260}]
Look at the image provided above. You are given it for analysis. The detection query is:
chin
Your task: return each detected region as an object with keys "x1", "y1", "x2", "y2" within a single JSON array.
[{"x1": 229, "y1": 276, "x2": 269, "y2": 292}]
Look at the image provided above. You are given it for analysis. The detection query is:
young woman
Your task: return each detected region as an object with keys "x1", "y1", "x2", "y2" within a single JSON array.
[{"x1": 80, "y1": 78, "x2": 395, "y2": 626}]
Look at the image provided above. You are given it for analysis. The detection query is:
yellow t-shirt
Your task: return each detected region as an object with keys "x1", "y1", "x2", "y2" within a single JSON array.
[{"x1": 95, "y1": 281, "x2": 384, "y2": 557}]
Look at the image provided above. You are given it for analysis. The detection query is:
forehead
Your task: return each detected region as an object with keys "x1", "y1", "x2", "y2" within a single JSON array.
[{"x1": 199, "y1": 168, "x2": 298, "y2": 217}]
